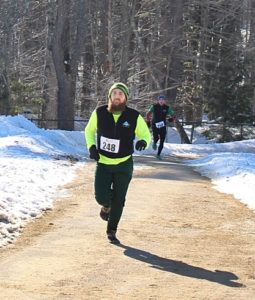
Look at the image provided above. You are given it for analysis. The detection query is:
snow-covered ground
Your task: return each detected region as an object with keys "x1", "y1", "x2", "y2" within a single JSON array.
[{"x1": 0, "y1": 115, "x2": 255, "y2": 247}]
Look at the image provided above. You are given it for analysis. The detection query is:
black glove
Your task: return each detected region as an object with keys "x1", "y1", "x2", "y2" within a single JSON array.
[
  {"x1": 89, "y1": 145, "x2": 100, "y2": 161},
  {"x1": 135, "y1": 140, "x2": 147, "y2": 151}
]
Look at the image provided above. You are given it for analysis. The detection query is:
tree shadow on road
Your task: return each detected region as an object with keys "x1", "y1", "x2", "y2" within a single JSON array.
[
  {"x1": 116, "y1": 244, "x2": 244, "y2": 288},
  {"x1": 133, "y1": 155, "x2": 208, "y2": 183}
]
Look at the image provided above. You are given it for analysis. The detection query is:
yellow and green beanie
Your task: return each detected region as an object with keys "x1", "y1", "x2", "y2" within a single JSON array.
[{"x1": 108, "y1": 82, "x2": 129, "y2": 100}]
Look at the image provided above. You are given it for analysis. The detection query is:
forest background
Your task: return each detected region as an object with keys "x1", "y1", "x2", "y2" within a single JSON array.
[{"x1": 1, "y1": 0, "x2": 255, "y2": 131}]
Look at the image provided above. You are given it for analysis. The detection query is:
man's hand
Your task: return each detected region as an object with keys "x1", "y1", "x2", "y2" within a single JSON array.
[
  {"x1": 168, "y1": 116, "x2": 177, "y2": 123},
  {"x1": 135, "y1": 140, "x2": 147, "y2": 151},
  {"x1": 89, "y1": 145, "x2": 100, "y2": 161}
]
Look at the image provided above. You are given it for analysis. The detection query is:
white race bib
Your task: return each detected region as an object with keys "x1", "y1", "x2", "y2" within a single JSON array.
[
  {"x1": 100, "y1": 136, "x2": 120, "y2": 153},
  {"x1": 155, "y1": 121, "x2": 165, "y2": 128}
]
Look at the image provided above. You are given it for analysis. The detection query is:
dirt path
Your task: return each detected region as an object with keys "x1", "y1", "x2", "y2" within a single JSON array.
[{"x1": 1, "y1": 155, "x2": 255, "y2": 300}]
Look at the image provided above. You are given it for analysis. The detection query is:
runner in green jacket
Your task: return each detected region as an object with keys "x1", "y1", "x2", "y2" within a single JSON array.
[
  {"x1": 146, "y1": 95, "x2": 175, "y2": 160},
  {"x1": 85, "y1": 82, "x2": 151, "y2": 244}
]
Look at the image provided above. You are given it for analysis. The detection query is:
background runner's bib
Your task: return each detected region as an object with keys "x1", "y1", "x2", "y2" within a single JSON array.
[
  {"x1": 100, "y1": 136, "x2": 120, "y2": 153},
  {"x1": 155, "y1": 121, "x2": 165, "y2": 128}
]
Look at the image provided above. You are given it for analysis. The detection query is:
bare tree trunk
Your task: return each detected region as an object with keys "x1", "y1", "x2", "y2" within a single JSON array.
[
  {"x1": 51, "y1": 0, "x2": 72, "y2": 130},
  {"x1": 164, "y1": 0, "x2": 185, "y2": 101},
  {"x1": 174, "y1": 119, "x2": 191, "y2": 144},
  {"x1": 131, "y1": 16, "x2": 161, "y2": 90},
  {"x1": 107, "y1": 0, "x2": 113, "y2": 74},
  {"x1": 248, "y1": 0, "x2": 255, "y2": 116},
  {"x1": 0, "y1": 69, "x2": 10, "y2": 114},
  {"x1": 119, "y1": 0, "x2": 136, "y2": 83},
  {"x1": 51, "y1": 0, "x2": 86, "y2": 130},
  {"x1": 0, "y1": 32, "x2": 11, "y2": 114},
  {"x1": 41, "y1": 2, "x2": 57, "y2": 128}
]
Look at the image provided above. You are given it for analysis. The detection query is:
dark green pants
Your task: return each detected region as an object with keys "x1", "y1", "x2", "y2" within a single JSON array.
[{"x1": 94, "y1": 157, "x2": 133, "y2": 232}]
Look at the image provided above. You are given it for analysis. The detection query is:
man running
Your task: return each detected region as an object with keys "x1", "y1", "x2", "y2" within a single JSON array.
[
  {"x1": 146, "y1": 95, "x2": 175, "y2": 160},
  {"x1": 85, "y1": 82, "x2": 151, "y2": 244}
]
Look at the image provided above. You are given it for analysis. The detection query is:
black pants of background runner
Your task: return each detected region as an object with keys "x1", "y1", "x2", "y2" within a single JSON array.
[
  {"x1": 94, "y1": 157, "x2": 133, "y2": 233},
  {"x1": 152, "y1": 125, "x2": 167, "y2": 156}
]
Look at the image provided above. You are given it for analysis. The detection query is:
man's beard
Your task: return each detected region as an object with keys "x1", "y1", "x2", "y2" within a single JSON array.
[{"x1": 108, "y1": 100, "x2": 126, "y2": 113}]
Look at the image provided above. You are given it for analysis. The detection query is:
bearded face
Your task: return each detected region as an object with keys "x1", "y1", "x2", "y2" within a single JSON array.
[
  {"x1": 108, "y1": 88, "x2": 127, "y2": 113},
  {"x1": 108, "y1": 101, "x2": 126, "y2": 113}
]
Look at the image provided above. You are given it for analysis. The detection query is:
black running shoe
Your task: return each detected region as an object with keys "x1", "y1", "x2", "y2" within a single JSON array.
[
  {"x1": 107, "y1": 230, "x2": 120, "y2": 244},
  {"x1": 100, "y1": 206, "x2": 110, "y2": 221}
]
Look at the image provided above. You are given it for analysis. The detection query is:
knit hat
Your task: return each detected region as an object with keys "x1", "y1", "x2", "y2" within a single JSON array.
[
  {"x1": 158, "y1": 95, "x2": 166, "y2": 100},
  {"x1": 108, "y1": 82, "x2": 129, "y2": 100}
]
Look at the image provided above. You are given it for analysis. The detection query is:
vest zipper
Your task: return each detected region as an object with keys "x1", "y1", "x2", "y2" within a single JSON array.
[
  {"x1": 114, "y1": 122, "x2": 117, "y2": 138},
  {"x1": 114, "y1": 113, "x2": 122, "y2": 138}
]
